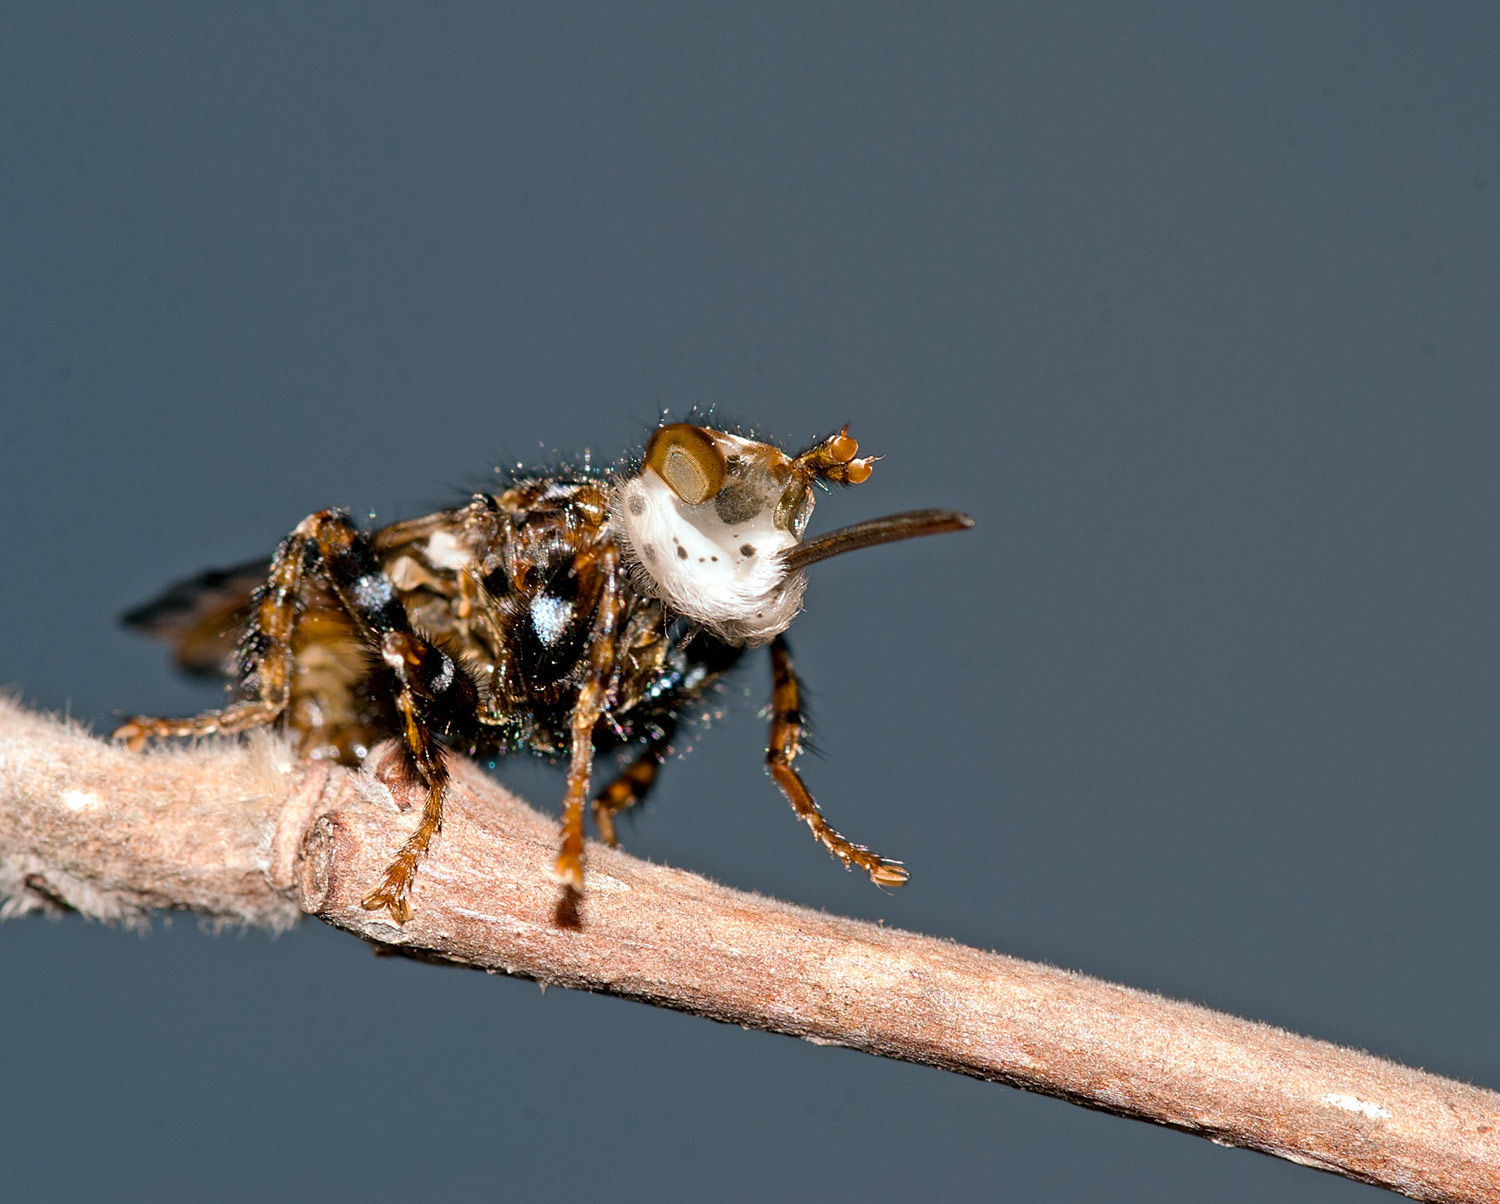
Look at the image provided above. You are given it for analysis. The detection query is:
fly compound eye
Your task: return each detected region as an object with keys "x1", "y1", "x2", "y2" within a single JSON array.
[{"x1": 644, "y1": 424, "x2": 728, "y2": 505}]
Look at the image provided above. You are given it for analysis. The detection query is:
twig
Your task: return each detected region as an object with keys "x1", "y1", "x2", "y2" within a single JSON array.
[{"x1": 0, "y1": 697, "x2": 1496, "y2": 1201}]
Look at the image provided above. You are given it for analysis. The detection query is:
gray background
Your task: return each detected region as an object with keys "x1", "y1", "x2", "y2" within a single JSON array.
[{"x1": 2, "y1": 4, "x2": 1497, "y2": 1201}]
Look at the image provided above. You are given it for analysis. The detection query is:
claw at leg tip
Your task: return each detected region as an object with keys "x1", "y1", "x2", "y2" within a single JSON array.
[
  {"x1": 112, "y1": 721, "x2": 146, "y2": 750},
  {"x1": 360, "y1": 888, "x2": 411, "y2": 924},
  {"x1": 870, "y1": 863, "x2": 910, "y2": 888}
]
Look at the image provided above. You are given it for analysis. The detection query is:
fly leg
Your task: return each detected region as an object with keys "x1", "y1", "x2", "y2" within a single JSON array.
[
  {"x1": 553, "y1": 546, "x2": 624, "y2": 890},
  {"x1": 113, "y1": 524, "x2": 317, "y2": 747},
  {"x1": 117, "y1": 508, "x2": 478, "y2": 924},
  {"x1": 279, "y1": 513, "x2": 480, "y2": 924},
  {"x1": 592, "y1": 719, "x2": 677, "y2": 847},
  {"x1": 359, "y1": 630, "x2": 470, "y2": 924},
  {"x1": 766, "y1": 636, "x2": 909, "y2": 887}
]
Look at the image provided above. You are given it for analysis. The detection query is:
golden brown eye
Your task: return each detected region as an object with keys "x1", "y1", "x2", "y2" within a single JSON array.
[{"x1": 644, "y1": 424, "x2": 728, "y2": 505}]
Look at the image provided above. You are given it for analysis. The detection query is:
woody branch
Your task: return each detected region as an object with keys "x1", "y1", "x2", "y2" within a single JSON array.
[{"x1": 0, "y1": 697, "x2": 1495, "y2": 1203}]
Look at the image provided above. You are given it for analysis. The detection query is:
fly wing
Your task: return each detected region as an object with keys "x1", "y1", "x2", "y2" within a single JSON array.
[{"x1": 121, "y1": 558, "x2": 270, "y2": 678}]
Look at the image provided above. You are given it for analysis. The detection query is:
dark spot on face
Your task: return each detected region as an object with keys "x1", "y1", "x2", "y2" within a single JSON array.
[
  {"x1": 677, "y1": 545, "x2": 689, "y2": 560},
  {"x1": 642, "y1": 544, "x2": 656, "y2": 563},
  {"x1": 710, "y1": 555, "x2": 718, "y2": 562},
  {"x1": 714, "y1": 482, "x2": 763, "y2": 525},
  {"x1": 740, "y1": 544, "x2": 756, "y2": 558},
  {"x1": 628, "y1": 493, "x2": 646, "y2": 517}
]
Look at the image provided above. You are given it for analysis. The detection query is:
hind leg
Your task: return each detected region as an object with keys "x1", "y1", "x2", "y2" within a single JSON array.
[
  {"x1": 113, "y1": 527, "x2": 315, "y2": 747},
  {"x1": 118, "y1": 509, "x2": 479, "y2": 923}
]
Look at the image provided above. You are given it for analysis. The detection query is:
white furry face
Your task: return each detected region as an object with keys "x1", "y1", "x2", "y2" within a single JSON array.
[{"x1": 614, "y1": 429, "x2": 815, "y2": 646}]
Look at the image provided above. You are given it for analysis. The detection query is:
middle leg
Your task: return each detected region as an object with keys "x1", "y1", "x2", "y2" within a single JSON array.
[
  {"x1": 592, "y1": 718, "x2": 678, "y2": 847},
  {"x1": 359, "y1": 666, "x2": 451, "y2": 925}
]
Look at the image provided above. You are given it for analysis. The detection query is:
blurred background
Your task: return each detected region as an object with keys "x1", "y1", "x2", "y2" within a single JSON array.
[{"x1": 2, "y1": 5, "x2": 1497, "y2": 1200}]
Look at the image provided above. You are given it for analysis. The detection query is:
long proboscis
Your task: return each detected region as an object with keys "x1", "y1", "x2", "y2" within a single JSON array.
[{"x1": 781, "y1": 508, "x2": 974, "y2": 573}]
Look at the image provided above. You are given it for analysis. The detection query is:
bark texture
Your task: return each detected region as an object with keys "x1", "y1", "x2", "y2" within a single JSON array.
[{"x1": 1, "y1": 698, "x2": 1496, "y2": 1202}]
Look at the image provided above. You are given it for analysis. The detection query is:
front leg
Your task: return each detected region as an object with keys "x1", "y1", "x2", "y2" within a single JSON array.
[
  {"x1": 552, "y1": 545, "x2": 624, "y2": 890},
  {"x1": 766, "y1": 636, "x2": 909, "y2": 887}
]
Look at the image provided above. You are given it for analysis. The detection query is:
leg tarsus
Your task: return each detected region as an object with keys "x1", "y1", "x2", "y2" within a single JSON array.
[
  {"x1": 553, "y1": 813, "x2": 586, "y2": 888},
  {"x1": 553, "y1": 687, "x2": 602, "y2": 888},
  {"x1": 112, "y1": 699, "x2": 286, "y2": 748}
]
